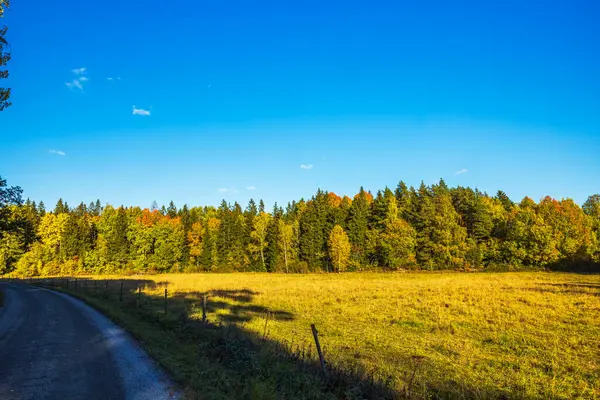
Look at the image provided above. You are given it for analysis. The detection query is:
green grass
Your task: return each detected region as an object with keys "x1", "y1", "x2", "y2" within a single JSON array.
[{"x1": 32, "y1": 272, "x2": 600, "y2": 399}]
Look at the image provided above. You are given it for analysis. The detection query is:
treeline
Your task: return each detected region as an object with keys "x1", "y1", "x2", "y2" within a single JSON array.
[{"x1": 1, "y1": 176, "x2": 599, "y2": 276}]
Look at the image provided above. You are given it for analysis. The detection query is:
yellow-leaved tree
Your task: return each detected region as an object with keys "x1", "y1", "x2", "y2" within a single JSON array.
[
  {"x1": 249, "y1": 212, "x2": 270, "y2": 271},
  {"x1": 278, "y1": 219, "x2": 294, "y2": 273},
  {"x1": 328, "y1": 224, "x2": 351, "y2": 273}
]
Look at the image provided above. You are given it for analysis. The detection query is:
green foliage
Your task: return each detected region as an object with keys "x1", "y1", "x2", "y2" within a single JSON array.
[
  {"x1": 1, "y1": 172, "x2": 598, "y2": 276},
  {"x1": 0, "y1": 9, "x2": 10, "y2": 111},
  {"x1": 0, "y1": 232, "x2": 23, "y2": 274},
  {"x1": 379, "y1": 218, "x2": 417, "y2": 269},
  {"x1": 346, "y1": 187, "x2": 371, "y2": 267}
]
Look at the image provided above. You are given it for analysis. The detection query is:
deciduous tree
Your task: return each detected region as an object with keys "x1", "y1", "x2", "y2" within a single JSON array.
[{"x1": 328, "y1": 224, "x2": 351, "y2": 272}]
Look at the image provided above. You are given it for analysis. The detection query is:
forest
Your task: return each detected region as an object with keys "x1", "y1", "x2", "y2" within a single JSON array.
[{"x1": 1, "y1": 175, "x2": 599, "y2": 276}]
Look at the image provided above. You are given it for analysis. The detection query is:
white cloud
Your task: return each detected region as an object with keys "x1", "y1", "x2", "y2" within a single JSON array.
[
  {"x1": 217, "y1": 188, "x2": 229, "y2": 192},
  {"x1": 66, "y1": 67, "x2": 88, "y2": 92},
  {"x1": 71, "y1": 67, "x2": 86, "y2": 75},
  {"x1": 300, "y1": 164, "x2": 313, "y2": 169},
  {"x1": 454, "y1": 168, "x2": 468, "y2": 175},
  {"x1": 65, "y1": 80, "x2": 84, "y2": 91},
  {"x1": 107, "y1": 77, "x2": 113, "y2": 81},
  {"x1": 49, "y1": 149, "x2": 66, "y2": 156},
  {"x1": 107, "y1": 76, "x2": 122, "y2": 81},
  {"x1": 132, "y1": 106, "x2": 151, "y2": 116},
  {"x1": 246, "y1": 186, "x2": 256, "y2": 190}
]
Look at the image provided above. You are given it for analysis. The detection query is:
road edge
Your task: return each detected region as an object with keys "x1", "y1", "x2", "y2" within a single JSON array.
[{"x1": 27, "y1": 284, "x2": 181, "y2": 400}]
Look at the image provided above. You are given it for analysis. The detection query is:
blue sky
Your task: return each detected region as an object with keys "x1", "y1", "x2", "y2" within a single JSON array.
[{"x1": 1, "y1": 0, "x2": 599, "y2": 210}]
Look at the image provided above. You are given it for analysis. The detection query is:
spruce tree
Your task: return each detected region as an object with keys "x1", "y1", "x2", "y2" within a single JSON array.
[
  {"x1": 54, "y1": 198, "x2": 69, "y2": 214},
  {"x1": 37, "y1": 201, "x2": 46, "y2": 217},
  {"x1": 167, "y1": 201, "x2": 177, "y2": 218},
  {"x1": 346, "y1": 187, "x2": 371, "y2": 267}
]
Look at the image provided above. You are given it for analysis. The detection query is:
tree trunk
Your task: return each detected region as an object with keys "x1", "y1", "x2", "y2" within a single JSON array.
[{"x1": 284, "y1": 242, "x2": 288, "y2": 273}]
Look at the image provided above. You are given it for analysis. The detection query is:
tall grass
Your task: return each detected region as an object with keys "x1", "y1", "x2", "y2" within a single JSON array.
[{"x1": 30, "y1": 272, "x2": 600, "y2": 399}]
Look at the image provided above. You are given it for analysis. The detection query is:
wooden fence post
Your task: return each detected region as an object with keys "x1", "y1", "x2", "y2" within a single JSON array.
[
  {"x1": 202, "y1": 294, "x2": 207, "y2": 324},
  {"x1": 311, "y1": 324, "x2": 327, "y2": 376},
  {"x1": 120, "y1": 281, "x2": 124, "y2": 302},
  {"x1": 74, "y1": 280, "x2": 78, "y2": 291},
  {"x1": 164, "y1": 288, "x2": 168, "y2": 316},
  {"x1": 137, "y1": 286, "x2": 141, "y2": 308},
  {"x1": 105, "y1": 281, "x2": 108, "y2": 296}
]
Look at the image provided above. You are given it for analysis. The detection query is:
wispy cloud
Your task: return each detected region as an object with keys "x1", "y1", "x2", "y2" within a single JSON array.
[
  {"x1": 65, "y1": 80, "x2": 84, "y2": 91},
  {"x1": 66, "y1": 67, "x2": 88, "y2": 92},
  {"x1": 132, "y1": 106, "x2": 151, "y2": 116},
  {"x1": 300, "y1": 164, "x2": 313, "y2": 170},
  {"x1": 246, "y1": 186, "x2": 256, "y2": 190},
  {"x1": 49, "y1": 149, "x2": 66, "y2": 156},
  {"x1": 454, "y1": 168, "x2": 468, "y2": 175},
  {"x1": 106, "y1": 76, "x2": 122, "y2": 81}
]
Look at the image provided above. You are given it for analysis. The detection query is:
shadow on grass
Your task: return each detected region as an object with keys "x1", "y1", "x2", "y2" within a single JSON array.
[
  {"x1": 7, "y1": 276, "x2": 567, "y2": 399},
  {"x1": 20, "y1": 277, "x2": 400, "y2": 399},
  {"x1": 522, "y1": 281, "x2": 600, "y2": 297}
]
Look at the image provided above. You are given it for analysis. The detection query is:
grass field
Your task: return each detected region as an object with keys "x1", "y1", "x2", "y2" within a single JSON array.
[{"x1": 27, "y1": 272, "x2": 600, "y2": 399}]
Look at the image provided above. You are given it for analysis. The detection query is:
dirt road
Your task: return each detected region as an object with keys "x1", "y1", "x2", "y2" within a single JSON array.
[{"x1": 0, "y1": 283, "x2": 178, "y2": 400}]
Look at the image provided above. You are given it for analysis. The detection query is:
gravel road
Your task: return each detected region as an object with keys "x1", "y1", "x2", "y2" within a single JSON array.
[{"x1": 0, "y1": 283, "x2": 179, "y2": 400}]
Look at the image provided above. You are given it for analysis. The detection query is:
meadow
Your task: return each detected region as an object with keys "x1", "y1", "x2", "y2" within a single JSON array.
[{"x1": 23, "y1": 272, "x2": 600, "y2": 399}]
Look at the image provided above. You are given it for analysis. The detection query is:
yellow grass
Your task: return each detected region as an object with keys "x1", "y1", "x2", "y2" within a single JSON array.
[{"x1": 48, "y1": 272, "x2": 600, "y2": 398}]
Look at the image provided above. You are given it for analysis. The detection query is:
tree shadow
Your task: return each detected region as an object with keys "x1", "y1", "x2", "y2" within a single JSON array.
[
  {"x1": 523, "y1": 281, "x2": 600, "y2": 297},
  {"x1": 23, "y1": 277, "x2": 399, "y2": 399},
  {"x1": 13, "y1": 276, "x2": 584, "y2": 399},
  {"x1": 545, "y1": 259, "x2": 600, "y2": 274}
]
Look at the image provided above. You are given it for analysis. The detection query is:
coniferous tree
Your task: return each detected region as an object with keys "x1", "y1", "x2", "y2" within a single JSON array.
[
  {"x1": 495, "y1": 190, "x2": 514, "y2": 212},
  {"x1": 54, "y1": 198, "x2": 69, "y2": 214},
  {"x1": 37, "y1": 201, "x2": 46, "y2": 217},
  {"x1": 167, "y1": 201, "x2": 177, "y2": 218},
  {"x1": 299, "y1": 190, "x2": 329, "y2": 271},
  {"x1": 346, "y1": 187, "x2": 371, "y2": 268},
  {"x1": 265, "y1": 204, "x2": 282, "y2": 272}
]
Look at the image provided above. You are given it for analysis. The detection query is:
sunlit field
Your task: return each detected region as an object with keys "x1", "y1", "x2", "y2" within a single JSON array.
[{"x1": 28, "y1": 272, "x2": 600, "y2": 399}]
